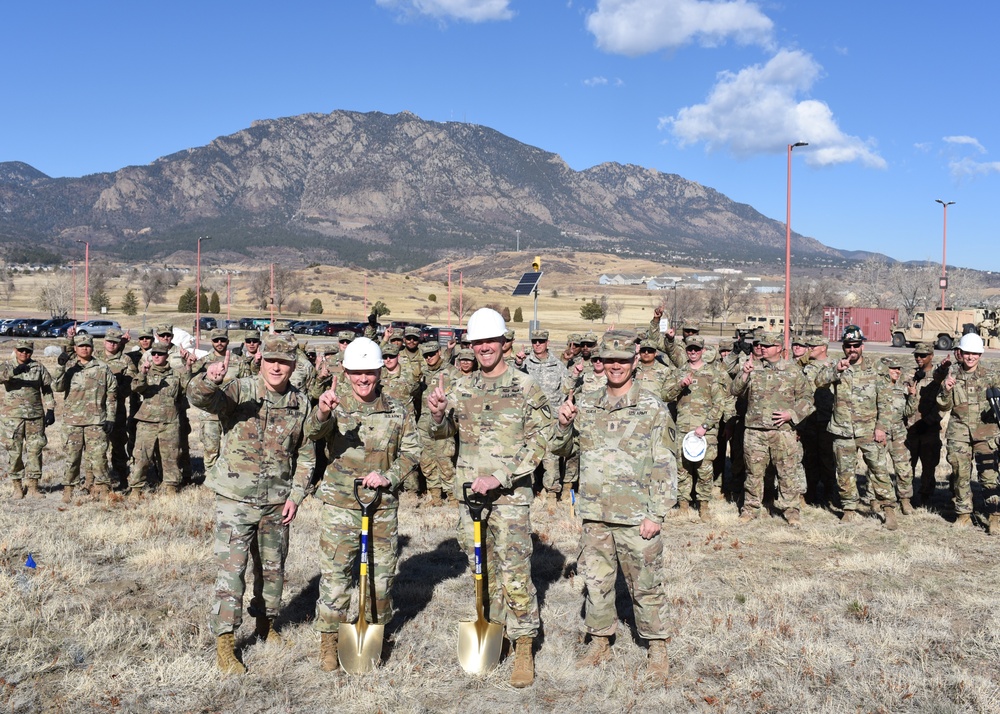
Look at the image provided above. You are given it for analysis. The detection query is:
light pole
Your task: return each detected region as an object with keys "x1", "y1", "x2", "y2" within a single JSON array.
[
  {"x1": 671, "y1": 279, "x2": 683, "y2": 328},
  {"x1": 196, "y1": 235, "x2": 212, "y2": 350},
  {"x1": 935, "y1": 199, "x2": 954, "y2": 310},
  {"x1": 75, "y1": 240, "x2": 90, "y2": 321},
  {"x1": 516, "y1": 229, "x2": 521, "y2": 252},
  {"x1": 784, "y1": 142, "x2": 808, "y2": 353}
]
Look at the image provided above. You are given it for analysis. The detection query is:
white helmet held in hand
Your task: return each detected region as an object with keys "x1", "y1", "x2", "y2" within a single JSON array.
[
  {"x1": 342, "y1": 337, "x2": 383, "y2": 370},
  {"x1": 957, "y1": 332, "x2": 985, "y2": 354},
  {"x1": 682, "y1": 431, "x2": 708, "y2": 463},
  {"x1": 466, "y1": 308, "x2": 507, "y2": 342}
]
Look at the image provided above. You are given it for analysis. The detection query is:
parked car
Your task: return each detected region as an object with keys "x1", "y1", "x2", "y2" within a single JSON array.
[
  {"x1": 293, "y1": 319, "x2": 328, "y2": 334},
  {"x1": 0, "y1": 318, "x2": 22, "y2": 336},
  {"x1": 222, "y1": 319, "x2": 241, "y2": 330},
  {"x1": 197, "y1": 316, "x2": 217, "y2": 331},
  {"x1": 47, "y1": 321, "x2": 77, "y2": 338},
  {"x1": 35, "y1": 318, "x2": 75, "y2": 337},
  {"x1": 238, "y1": 317, "x2": 257, "y2": 330},
  {"x1": 73, "y1": 319, "x2": 122, "y2": 338},
  {"x1": 322, "y1": 321, "x2": 363, "y2": 337},
  {"x1": 11, "y1": 318, "x2": 47, "y2": 337}
]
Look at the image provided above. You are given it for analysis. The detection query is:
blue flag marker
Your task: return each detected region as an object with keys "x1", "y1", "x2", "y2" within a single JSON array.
[{"x1": 25, "y1": 553, "x2": 36, "y2": 569}]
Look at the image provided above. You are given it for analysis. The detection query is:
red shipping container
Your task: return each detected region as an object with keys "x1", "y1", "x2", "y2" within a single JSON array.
[{"x1": 822, "y1": 307, "x2": 899, "y2": 343}]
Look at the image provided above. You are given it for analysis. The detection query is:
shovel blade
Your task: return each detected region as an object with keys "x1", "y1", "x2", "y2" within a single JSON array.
[
  {"x1": 338, "y1": 621, "x2": 385, "y2": 674},
  {"x1": 457, "y1": 617, "x2": 503, "y2": 674}
]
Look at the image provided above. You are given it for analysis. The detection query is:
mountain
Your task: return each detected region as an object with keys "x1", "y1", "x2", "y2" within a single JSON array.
[{"x1": 0, "y1": 110, "x2": 849, "y2": 270}]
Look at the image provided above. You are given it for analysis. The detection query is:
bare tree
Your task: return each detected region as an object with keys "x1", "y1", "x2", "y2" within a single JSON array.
[
  {"x1": 38, "y1": 275, "x2": 73, "y2": 317},
  {"x1": 248, "y1": 266, "x2": 304, "y2": 313},
  {"x1": 945, "y1": 268, "x2": 989, "y2": 310},
  {"x1": 789, "y1": 277, "x2": 842, "y2": 335},
  {"x1": 887, "y1": 263, "x2": 937, "y2": 322},
  {"x1": 606, "y1": 299, "x2": 626, "y2": 323},
  {"x1": 850, "y1": 255, "x2": 892, "y2": 308},
  {"x1": 415, "y1": 304, "x2": 444, "y2": 320},
  {"x1": 88, "y1": 263, "x2": 115, "y2": 296},
  {"x1": 449, "y1": 295, "x2": 478, "y2": 322},
  {"x1": 0, "y1": 264, "x2": 15, "y2": 306},
  {"x1": 141, "y1": 269, "x2": 172, "y2": 310},
  {"x1": 705, "y1": 275, "x2": 753, "y2": 323}
]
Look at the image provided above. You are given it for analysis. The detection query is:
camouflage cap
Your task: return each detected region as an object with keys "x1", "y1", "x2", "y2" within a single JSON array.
[
  {"x1": 381, "y1": 343, "x2": 400, "y2": 357},
  {"x1": 717, "y1": 339, "x2": 734, "y2": 352},
  {"x1": 457, "y1": 348, "x2": 475, "y2": 361},
  {"x1": 209, "y1": 328, "x2": 229, "y2": 341},
  {"x1": 639, "y1": 337, "x2": 659, "y2": 350},
  {"x1": 261, "y1": 333, "x2": 298, "y2": 361},
  {"x1": 403, "y1": 326, "x2": 421, "y2": 338},
  {"x1": 807, "y1": 335, "x2": 828, "y2": 348},
  {"x1": 580, "y1": 332, "x2": 599, "y2": 345},
  {"x1": 684, "y1": 335, "x2": 706, "y2": 349},
  {"x1": 388, "y1": 332, "x2": 404, "y2": 343},
  {"x1": 913, "y1": 342, "x2": 934, "y2": 356},
  {"x1": 154, "y1": 323, "x2": 174, "y2": 336},
  {"x1": 881, "y1": 355, "x2": 903, "y2": 370},
  {"x1": 599, "y1": 330, "x2": 638, "y2": 360},
  {"x1": 243, "y1": 331, "x2": 261, "y2": 343},
  {"x1": 568, "y1": 333, "x2": 582, "y2": 345},
  {"x1": 105, "y1": 327, "x2": 124, "y2": 341},
  {"x1": 149, "y1": 340, "x2": 170, "y2": 355},
  {"x1": 529, "y1": 329, "x2": 549, "y2": 341},
  {"x1": 756, "y1": 332, "x2": 782, "y2": 347},
  {"x1": 74, "y1": 333, "x2": 94, "y2": 347},
  {"x1": 137, "y1": 326, "x2": 155, "y2": 339},
  {"x1": 337, "y1": 330, "x2": 356, "y2": 343},
  {"x1": 13, "y1": 339, "x2": 34, "y2": 352},
  {"x1": 420, "y1": 341, "x2": 441, "y2": 356},
  {"x1": 504, "y1": 329, "x2": 516, "y2": 341},
  {"x1": 791, "y1": 335, "x2": 809, "y2": 347},
  {"x1": 681, "y1": 320, "x2": 701, "y2": 333}
]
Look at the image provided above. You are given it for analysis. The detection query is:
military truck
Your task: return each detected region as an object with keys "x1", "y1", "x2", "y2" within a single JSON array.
[{"x1": 890, "y1": 309, "x2": 1000, "y2": 350}]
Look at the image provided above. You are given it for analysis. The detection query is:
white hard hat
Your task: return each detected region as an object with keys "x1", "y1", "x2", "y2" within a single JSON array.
[
  {"x1": 466, "y1": 308, "x2": 507, "y2": 342},
  {"x1": 342, "y1": 337, "x2": 383, "y2": 370},
  {"x1": 958, "y1": 332, "x2": 985, "y2": 354},
  {"x1": 682, "y1": 431, "x2": 708, "y2": 463}
]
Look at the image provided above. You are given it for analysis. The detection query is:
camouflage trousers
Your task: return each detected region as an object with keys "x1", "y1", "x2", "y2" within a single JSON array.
[
  {"x1": 539, "y1": 452, "x2": 563, "y2": 493},
  {"x1": 906, "y1": 425, "x2": 942, "y2": 495},
  {"x1": 130, "y1": 420, "x2": 181, "y2": 490},
  {"x1": 458, "y1": 504, "x2": 539, "y2": 640},
  {"x1": 315, "y1": 503, "x2": 398, "y2": 632},
  {"x1": 579, "y1": 520, "x2": 667, "y2": 640},
  {"x1": 677, "y1": 433, "x2": 717, "y2": 505},
  {"x1": 832, "y1": 434, "x2": 894, "y2": 511},
  {"x1": 885, "y1": 428, "x2": 913, "y2": 499},
  {"x1": 800, "y1": 423, "x2": 837, "y2": 501},
  {"x1": 209, "y1": 496, "x2": 289, "y2": 637},
  {"x1": 63, "y1": 424, "x2": 109, "y2": 487},
  {"x1": 201, "y1": 418, "x2": 222, "y2": 472},
  {"x1": 0, "y1": 417, "x2": 46, "y2": 482},
  {"x1": 743, "y1": 428, "x2": 804, "y2": 513},
  {"x1": 946, "y1": 439, "x2": 1000, "y2": 516},
  {"x1": 418, "y1": 428, "x2": 455, "y2": 492}
]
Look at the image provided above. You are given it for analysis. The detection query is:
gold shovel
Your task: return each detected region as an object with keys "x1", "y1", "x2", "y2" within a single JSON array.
[
  {"x1": 457, "y1": 482, "x2": 503, "y2": 674},
  {"x1": 339, "y1": 479, "x2": 384, "y2": 674}
]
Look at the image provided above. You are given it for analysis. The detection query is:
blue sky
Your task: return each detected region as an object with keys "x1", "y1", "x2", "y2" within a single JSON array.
[{"x1": 4, "y1": 1, "x2": 997, "y2": 270}]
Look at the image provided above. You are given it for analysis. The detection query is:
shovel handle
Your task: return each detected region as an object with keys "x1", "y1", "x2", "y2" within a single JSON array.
[
  {"x1": 463, "y1": 481, "x2": 491, "y2": 521},
  {"x1": 354, "y1": 477, "x2": 382, "y2": 516}
]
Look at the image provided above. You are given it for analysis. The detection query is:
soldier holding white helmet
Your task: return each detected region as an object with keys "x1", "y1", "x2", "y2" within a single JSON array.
[{"x1": 937, "y1": 332, "x2": 1000, "y2": 530}]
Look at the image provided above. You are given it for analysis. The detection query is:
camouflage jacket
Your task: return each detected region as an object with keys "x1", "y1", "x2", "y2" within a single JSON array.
[
  {"x1": 663, "y1": 363, "x2": 728, "y2": 433},
  {"x1": 237, "y1": 351, "x2": 262, "y2": 378},
  {"x1": 645, "y1": 318, "x2": 685, "y2": 368},
  {"x1": 633, "y1": 360, "x2": 674, "y2": 403},
  {"x1": 192, "y1": 351, "x2": 241, "y2": 421},
  {"x1": 398, "y1": 349, "x2": 424, "y2": 382},
  {"x1": 187, "y1": 374, "x2": 314, "y2": 506},
  {"x1": 550, "y1": 381, "x2": 677, "y2": 525},
  {"x1": 290, "y1": 351, "x2": 316, "y2": 395},
  {"x1": 419, "y1": 360, "x2": 462, "y2": 430},
  {"x1": 102, "y1": 349, "x2": 137, "y2": 410},
  {"x1": 518, "y1": 352, "x2": 568, "y2": 406},
  {"x1": 430, "y1": 366, "x2": 552, "y2": 506},
  {"x1": 0, "y1": 359, "x2": 55, "y2": 419},
  {"x1": 936, "y1": 364, "x2": 1000, "y2": 443},
  {"x1": 732, "y1": 357, "x2": 814, "y2": 431},
  {"x1": 882, "y1": 378, "x2": 909, "y2": 439},
  {"x1": 380, "y1": 366, "x2": 420, "y2": 413},
  {"x1": 814, "y1": 358, "x2": 889, "y2": 438},
  {"x1": 133, "y1": 363, "x2": 191, "y2": 423},
  {"x1": 53, "y1": 358, "x2": 117, "y2": 426},
  {"x1": 562, "y1": 360, "x2": 607, "y2": 398},
  {"x1": 304, "y1": 390, "x2": 420, "y2": 511}
]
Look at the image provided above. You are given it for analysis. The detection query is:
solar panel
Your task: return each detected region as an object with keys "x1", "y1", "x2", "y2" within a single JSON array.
[{"x1": 512, "y1": 271, "x2": 543, "y2": 296}]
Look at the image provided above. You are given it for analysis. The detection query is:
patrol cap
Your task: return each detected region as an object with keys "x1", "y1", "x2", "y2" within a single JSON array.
[
  {"x1": 74, "y1": 333, "x2": 94, "y2": 347},
  {"x1": 137, "y1": 326, "x2": 155, "y2": 339},
  {"x1": 807, "y1": 336, "x2": 828, "y2": 348},
  {"x1": 599, "y1": 330, "x2": 637, "y2": 360},
  {"x1": 882, "y1": 355, "x2": 903, "y2": 369},
  {"x1": 756, "y1": 332, "x2": 782, "y2": 347},
  {"x1": 154, "y1": 323, "x2": 174, "y2": 336},
  {"x1": 105, "y1": 327, "x2": 124, "y2": 341},
  {"x1": 261, "y1": 333, "x2": 298, "y2": 362},
  {"x1": 389, "y1": 332, "x2": 404, "y2": 343},
  {"x1": 580, "y1": 332, "x2": 599, "y2": 345},
  {"x1": 337, "y1": 330, "x2": 356, "y2": 343},
  {"x1": 717, "y1": 339, "x2": 734, "y2": 352},
  {"x1": 14, "y1": 339, "x2": 34, "y2": 352},
  {"x1": 529, "y1": 329, "x2": 549, "y2": 341},
  {"x1": 684, "y1": 335, "x2": 706, "y2": 349},
  {"x1": 639, "y1": 337, "x2": 659, "y2": 350},
  {"x1": 420, "y1": 341, "x2": 441, "y2": 356},
  {"x1": 381, "y1": 343, "x2": 400, "y2": 357},
  {"x1": 403, "y1": 326, "x2": 421, "y2": 338},
  {"x1": 150, "y1": 341, "x2": 170, "y2": 355},
  {"x1": 568, "y1": 333, "x2": 582, "y2": 345},
  {"x1": 681, "y1": 320, "x2": 701, "y2": 333},
  {"x1": 504, "y1": 329, "x2": 516, "y2": 342},
  {"x1": 791, "y1": 335, "x2": 809, "y2": 347},
  {"x1": 243, "y1": 331, "x2": 261, "y2": 343},
  {"x1": 209, "y1": 328, "x2": 229, "y2": 341},
  {"x1": 457, "y1": 348, "x2": 475, "y2": 361},
  {"x1": 913, "y1": 342, "x2": 934, "y2": 356}
]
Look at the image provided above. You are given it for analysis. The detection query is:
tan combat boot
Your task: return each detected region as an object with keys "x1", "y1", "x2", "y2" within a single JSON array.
[
  {"x1": 882, "y1": 505, "x2": 899, "y2": 531},
  {"x1": 899, "y1": 498, "x2": 913, "y2": 516},
  {"x1": 61, "y1": 486, "x2": 74, "y2": 504},
  {"x1": 784, "y1": 508, "x2": 801, "y2": 528},
  {"x1": 577, "y1": 635, "x2": 611, "y2": 666},
  {"x1": 426, "y1": 487, "x2": 443, "y2": 507},
  {"x1": 79, "y1": 474, "x2": 94, "y2": 496},
  {"x1": 738, "y1": 508, "x2": 758, "y2": 524},
  {"x1": 11, "y1": 479, "x2": 24, "y2": 500},
  {"x1": 92, "y1": 483, "x2": 110, "y2": 498},
  {"x1": 698, "y1": 502, "x2": 711, "y2": 522},
  {"x1": 674, "y1": 500, "x2": 690, "y2": 519},
  {"x1": 256, "y1": 616, "x2": 284, "y2": 645},
  {"x1": 26, "y1": 479, "x2": 43, "y2": 499},
  {"x1": 216, "y1": 633, "x2": 246, "y2": 675},
  {"x1": 536, "y1": 489, "x2": 549, "y2": 505},
  {"x1": 647, "y1": 640, "x2": 669, "y2": 682},
  {"x1": 319, "y1": 631, "x2": 338, "y2": 672},
  {"x1": 840, "y1": 510, "x2": 859, "y2": 523},
  {"x1": 162, "y1": 484, "x2": 179, "y2": 496},
  {"x1": 989, "y1": 514, "x2": 1000, "y2": 536},
  {"x1": 954, "y1": 513, "x2": 973, "y2": 528},
  {"x1": 510, "y1": 637, "x2": 534, "y2": 688}
]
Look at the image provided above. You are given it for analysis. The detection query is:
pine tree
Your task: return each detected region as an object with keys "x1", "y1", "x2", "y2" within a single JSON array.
[
  {"x1": 513, "y1": 307, "x2": 523, "y2": 323},
  {"x1": 178, "y1": 288, "x2": 197, "y2": 313},
  {"x1": 121, "y1": 289, "x2": 139, "y2": 316},
  {"x1": 580, "y1": 299, "x2": 605, "y2": 322},
  {"x1": 209, "y1": 291, "x2": 221, "y2": 314},
  {"x1": 309, "y1": 298, "x2": 324, "y2": 314}
]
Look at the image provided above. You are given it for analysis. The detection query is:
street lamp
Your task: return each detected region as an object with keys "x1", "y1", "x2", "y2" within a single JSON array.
[
  {"x1": 196, "y1": 235, "x2": 212, "y2": 349},
  {"x1": 671, "y1": 279, "x2": 683, "y2": 328},
  {"x1": 75, "y1": 240, "x2": 90, "y2": 321},
  {"x1": 935, "y1": 199, "x2": 954, "y2": 310},
  {"x1": 784, "y1": 142, "x2": 808, "y2": 353},
  {"x1": 516, "y1": 229, "x2": 521, "y2": 252}
]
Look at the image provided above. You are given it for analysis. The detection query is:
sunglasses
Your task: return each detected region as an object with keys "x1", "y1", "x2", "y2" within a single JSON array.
[
  {"x1": 639, "y1": 347, "x2": 657, "y2": 353},
  {"x1": 15, "y1": 348, "x2": 31, "y2": 354},
  {"x1": 212, "y1": 338, "x2": 229, "y2": 343},
  {"x1": 245, "y1": 339, "x2": 261, "y2": 344}
]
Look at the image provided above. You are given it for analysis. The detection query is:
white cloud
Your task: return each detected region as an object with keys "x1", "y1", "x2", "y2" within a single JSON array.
[
  {"x1": 586, "y1": 0, "x2": 773, "y2": 56},
  {"x1": 376, "y1": 0, "x2": 514, "y2": 22},
  {"x1": 663, "y1": 49, "x2": 886, "y2": 168},
  {"x1": 584, "y1": 76, "x2": 609, "y2": 87},
  {"x1": 950, "y1": 157, "x2": 1000, "y2": 179},
  {"x1": 943, "y1": 135, "x2": 986, "y2": 153}
]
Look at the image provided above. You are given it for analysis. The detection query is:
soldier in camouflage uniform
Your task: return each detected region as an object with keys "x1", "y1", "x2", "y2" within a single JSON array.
[
  {"x1": 101, "y1": 327, "x2": 137, "y2": 486},
  {"x1": 456, "y1": 347, "x2": 477, "y2": 374},
  {"x1": 399, "y1": 326, "x2": 425, "y2": 383},
  {"x1": 126, "y1": 327, "x2": 156, "y2": 468},
  {"x1": 426, "y1": 308, "x2": 551, "y2": 688},
  {"x1": 515, "y1": 329, "x2": 569, "y2": 499},
  {"x1": 647, "y1": 306, "x2": 700, "y2": 368},
  {"x1": 905, "y1": 343, "x2": 946, "y2": 504},
  {"x1": 0, "y1": 339, "x2": 55, "y2": 498},
  {"x1": 379, "y1": 343, "x2": 419, "y2": 407},
  {"x1": 633, "y1": 337, "x2": 674, "y2": 401},
  {"x1": 560, "y1": 334, "x2": 582, "y2": 366},
  {"x1": 153, "y1": 324, "x2": 195, "y2": 482},
  {"x1": 305, "y1": 337, "x2": 420, "y2": 671},
  {"x1": 800, "y1": 336, "x2": 838, "y2": 506},
  {"x1": 880, "y1": 356, "x2": 916, "y2": 514},
  {"x1": 664, "y1": 335, "x2": 727, "y2": 521},
  {"x1": 936, "y1": 333, "x2": 1000, "y2": 530},
  {"x1": 417, "y1": 341, "x2": 460, "y2": 506},
  {"x1": 53, "y1": 333, "x2": 117, "y2": 502},
  {"x1": 731, "y1": 332, "x2": 813, "y2": 527},
  {"x1": 191, "y1": 329, "x2": 241, "y2": 473},
  {"x1": 550, "y1": 330, "x2": 675, "y2": 681},
  {"x1": 237, "y1": 332, "x2": 262, "y2": 377},
  {"x1": 814, "y1": 326, "x2": 899, "y2": 529},
  {"x1": 187, "y1": 332, "x2": 314, "y2": 675},
  {"x1": 130, "y1": 341, "x2": 192, "y2": 495}
]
